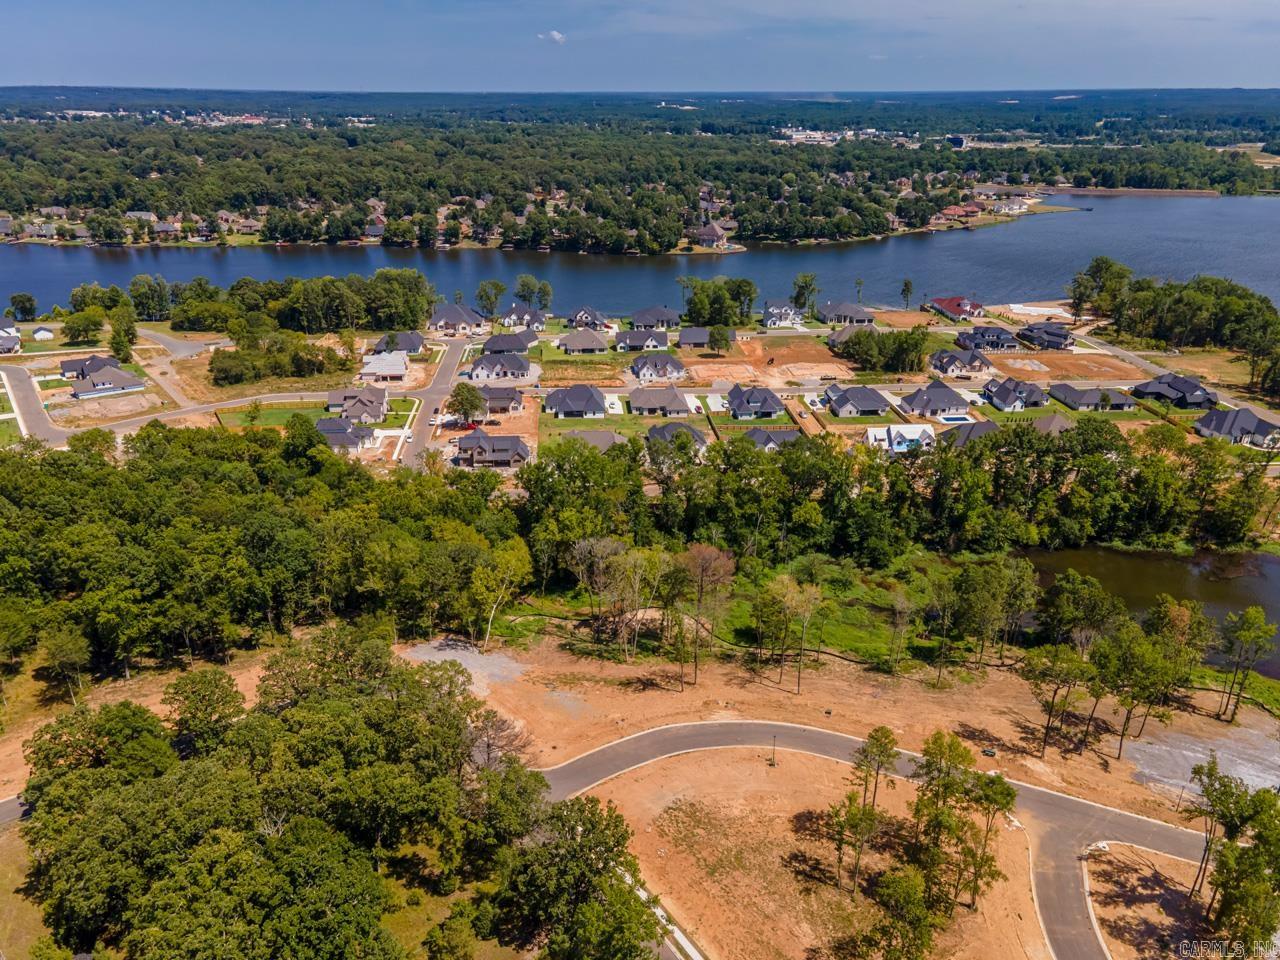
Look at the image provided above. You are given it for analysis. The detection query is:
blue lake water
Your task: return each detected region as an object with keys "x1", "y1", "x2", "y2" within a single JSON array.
[{"x1": 3, "y1": 194, "x2": 1280, "y2": 310}]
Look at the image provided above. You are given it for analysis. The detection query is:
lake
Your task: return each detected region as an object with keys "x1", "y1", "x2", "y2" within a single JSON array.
[
  {"x1": 1027, "y1": 547, "x2": 1280, "y2": 678},
  {"x1": 4, "y1": 194, "x2": 1280, "y2": 310}
]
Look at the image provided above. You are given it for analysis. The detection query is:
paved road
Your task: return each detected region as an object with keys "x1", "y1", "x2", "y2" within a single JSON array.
[
  {"x1": 398, "y1": 338, "x2": 471, "y2": 466},
  {"x1": 0, "y1": 365, "x2": 70, "y2": 446},
  {"x1": 540, "y1": 721, "x2": 1204, "y2": 960}
]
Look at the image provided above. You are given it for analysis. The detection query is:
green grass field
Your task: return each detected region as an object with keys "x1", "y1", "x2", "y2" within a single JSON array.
[
  {"x1": 216, "y1": 402, "x2": 327, "y2": 429},
  {"x1": 529, "y1": 343, "x2": 638, "y2": 367},
  {"x1": 0, "y1": 392, "x2": 11, "y2": 414},
  {"x1": 538, "y1": 411, "x2": 666, "y2": 442},
  {"x1": 701, "y1": 396, "x2": 795, "y2": 428},
  {"x1": 0, "y1": 419, "x2": 22, "y2": 446},
  {"x1": 35, "y1": 378, "x2": 72, "y2": 390}
]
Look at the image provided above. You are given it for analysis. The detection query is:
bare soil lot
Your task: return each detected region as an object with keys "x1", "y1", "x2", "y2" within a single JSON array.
[
  {"x1": 594, "y1": 749, "x2": 1045, "y2": 960},
  {"x1": 465, "y1": 637, "x2": 1276, "y2": 828},
  {"x1": 873, "y1": 309, "x2": 940, "y2": 329},
  {"x1": 681, "y1": 337, "x2": 855, "y2": 387},
  {"x1": 1086, "y1": 844, "x2": 1206, "y2": 960},
  {"x1": 48, "y1": 389, "x2": 171, "y2": 426},
  {"x1": 992, "y1": 351, "x2": 1144, "y2": 382}
]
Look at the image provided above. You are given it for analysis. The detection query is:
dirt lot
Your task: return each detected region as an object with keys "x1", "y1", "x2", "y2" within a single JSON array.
[
  {"x1": 991, "y1": 351, "x2": 1144, "y2": 382},
  {"x1": 1166, "y1": 348, "x2": 1253, "y2": 390},
  {"x1": 47, "y1": 387, "x2": 177, "y2": 427},
  {"x1": 873, "y1": 309, "x2": 941, "y2": 329},
  {"x1": 1086, "y1": 844, "x2": 1205, "y2": 960},
  {"x1": 538, "y1": 359, "x2": 628, "y2": 387},
  {"x1": 458, "y1": 637, "x2": 1277, "y2": 828},
  {"x1": 594, "y1": 749, "x2": 1045, "y2": 960},
  {"x1": 681, "y1": 337, "x2": 855, "y2": 387}
]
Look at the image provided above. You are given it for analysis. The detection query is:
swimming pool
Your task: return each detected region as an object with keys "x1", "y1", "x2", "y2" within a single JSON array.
[{"x1": 939, "y1": 415, "x2": 973, "y2": 424}]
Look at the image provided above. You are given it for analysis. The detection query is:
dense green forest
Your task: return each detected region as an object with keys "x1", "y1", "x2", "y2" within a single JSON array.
[
  {"x1": 7, "y1": 88, "x2": 1280, "y2": 143},
  {"x1": 1070, "y1": 256, "x2": 1280, "y2": 398},
  {"x1": 0, "y1": 118, "x2": 1273, "y2": 251}
]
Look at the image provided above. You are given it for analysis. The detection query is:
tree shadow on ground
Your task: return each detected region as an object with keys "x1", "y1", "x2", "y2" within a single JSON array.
[{"x1": 1089, "y1": 849, "x2": 1208, "y2": 957}]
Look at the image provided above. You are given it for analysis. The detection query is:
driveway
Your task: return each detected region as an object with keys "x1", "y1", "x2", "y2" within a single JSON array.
[{"x1": 539, "y1": 720, "x2": 1204, "y2": 960}]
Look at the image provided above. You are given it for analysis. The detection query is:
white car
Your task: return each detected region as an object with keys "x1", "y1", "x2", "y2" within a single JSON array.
[{"x1": 428, "y1": 415, "x2": 439, "y2": 426}]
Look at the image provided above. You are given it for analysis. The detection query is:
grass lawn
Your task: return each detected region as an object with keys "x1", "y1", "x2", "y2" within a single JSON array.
[
  {"x1": 217, "y1": 402, "x2": 327, "y2": 429},
  {"x1": 982, "y1": 399, "x2": 1075, "y2": 424},
  {"x1": 36, "y1": 378, "x2": 72, "y2": 390},
  {"x1": 0, "y1": 419, "x2": 22, "y2": 446},
  {"x1": 538, "y1": 411, "x2": 667, "y2": 442},
  {"x1": 0, "y1": 392, "x2": 11, "y2": 414},
  {"x1": 369, "y1": 397, "x2": 417, "y2": 429},
  {"x1": 706, "y1": 410, "x2": 795, "y2": 428},
  {"x1": 529, "y1": 343, "x2": 637, "y2": 367},
  {"x1": 0, "y1": 825, "x2": 47, "y2": 957}
]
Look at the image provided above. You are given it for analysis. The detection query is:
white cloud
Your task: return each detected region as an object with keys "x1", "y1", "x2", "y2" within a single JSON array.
[{"x1": 537, "y1": 29, "x2": 567, "y2": 44}]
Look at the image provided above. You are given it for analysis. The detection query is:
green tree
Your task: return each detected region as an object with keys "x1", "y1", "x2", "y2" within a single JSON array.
[
  {"x1": 1020, "y1": 644, "x2": 1093, "y2": 757},
  {"x1": 468, "y1": 538, "x2": 533, "y2": 651},
  {"x1": 446, "y1": 382, "x2": 485, "y2": 424},
  {"x1": 8, "y1": 292, "x2": 37, "y2": 322},
  {"x1": 475, "y1": 280, "x2": 506, "y2": 318},
  {"x1": 161, "y1": 669, "x2": 246, "y2": 756},
  {"x1": 901, "y1": 278, "x2": 914, "y2": 310},
  {"x1": 1217, "y1": 606, "x2": 1277, "y2": 722},
  {"x1": 514, "y1": 274, "x2": 540, "y2": 307},
  {"x1": 871, "y1": 866, "x2": 938, "y2": 960},
  {"x1": 791, "y1": 272, "x2": 818, "y2": 316},
  {"x1": 852, "y1": 725, "x2": 899, "y2": 810},
  {"x1": 708, "y1": 324, "x2": 732, "y2": 356}
]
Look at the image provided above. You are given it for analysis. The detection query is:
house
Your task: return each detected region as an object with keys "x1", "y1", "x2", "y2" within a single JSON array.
[
  {"x1": 371, "y1": 331, "x2": 425, "y2": 355},
  {"x1": 326, "y1": 385, "x2": 389, "y2": 423},
  {"x1": 1049, "y1": 383, "x2": 1136, "y2": 412},
  {"x1": 1018, "y1": 322, "x2": 1075, "y2": 351},
  {"x1": 456, "y1": 429, "x2": 531, "y2": 468},
  {"x1": 817, "y1": 302, "x2": 875, "y2": 326},
  {"x1": 124, "y1": 211, "x2": 158, "y2": 223},
  {"x1": 743, "y1": 428, "x2": 802, "y2": 451},
  {"x1": 316, "y1": 417, "x2": 376, "y2": 452},
  {"x1": 0, "y1": 217, "x2": 13, "y2": 236},
  {"x1": 1131, "y1": 373, "x2": 1218, "y2": 409},
  {"x1": 629, "y1": 386, "x2": 691, "y2": 417},
  {"x1": 827, "y1": 325, "x2": 874, "y2": 349},
  {"x1": 359, "y1": 351, "x2": 409, "y2": 382},
  {"x1": 865, "y1": 424, "x2": 936, "y2": 455},
  {"x1": 429, "y1": 304, "x2": 487, "y2": 335},
  {"x1": 647, "y1": 422, "x2": 707, "y2": 450},
  {"x1": 956, "y1": 326, "x2": 1019, "y2": 352},
  {"x1": 762, "y1": 300, "x2": 803, "y2": 327},
  {"x1": 60, "y1": 354, "x2": 121, "y2": 380},
  {"x1": 500, "y1": 304, "x2": 547, "y2": 329},
  {"x1": 483, "y1": 330, "x2": 538, "y2": 355},
  {"x1": 982, "y1": 377, "x2": 1048, "y2": 412},
  {"x1": 726, "y1": 384, "x2": 785, "y2": 420},
  {"x1": 562, "y1": 430, "x2": 628, "y2": 452},
  {"x1": 363, "y1": 223, "x2": 386, "y2": 240},
  {"x1": 235, "y1": 219, "x2": 262, "y2": 235},
  {"x1": 943, "y1": 420, "x2": 1000, "y2": 448},
  {"x1": 470, "y1": 355, "x2": 531, "y2": 381},
  {"x1": 73, "y1": 225, "x2": 91, "y2": 240},
  {"x1": 691, "y1": 221, "x2": 729, "y2": 248},
  {"x1": 544, "y1": 384, "x2": 607, "y2": 418},
  {"x1": 558, "y1": 329, "x2": 609, "y2": 355},
  {"x1": 631, "y1": 306, "x2": 681, "y2": 330},
  {"x1": 24, "y1": 223, "x2": 56, "y2": 239},
  {"x1": 616, "y1": 330, "x2": 668, "y2": 352},
  {"x1": 0, "y1": 321, "x2": 17, "y2": 339},
  {"x1": 568, "y1": 306, "x2": 611, "y2": 330},
  {"x1": 929, "y1": 348, "x2": 993, "y2": 376},
  {"x1": 1031, "y1": 413, "x2": 1076, "y2": 437},
  {"x1": 1194, "y1": 408, "x2": 1280, "y2": 447},
  {"x1": 678, "y1": 327, "x2": 735, "y2": 349},
  {"x1": 929, "y1": 297, "x2": 986, "y2": 321},
  {"x1": 38, "y1": 206, "x2": 68, "y2": 218},
  {"x1": 0, "y1": 335, "x2": 19, "y2": 355},
  {"x1": 67, "y1": 362, "x2": 145, "y2": 399},
  {"x1": 899, "y1": 380, "x2": 970, "y2": 420},
  {"x1": 32, "y1": 326, "x2": 54, "y2": 342},
  {"x1": 478, "y1": 385, "x2": 524, "y2": 414},
  {"x1": 825, "y1": 384, "x2": 890, "y2": 418},
  {"x1": 631, "y1": 353, "x2": 686, "y2": 383}
]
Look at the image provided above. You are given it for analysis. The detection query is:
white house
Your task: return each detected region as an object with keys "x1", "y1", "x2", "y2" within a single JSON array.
[{"x1": 865, "y1": 424, "x2": 936, "y2": 455}]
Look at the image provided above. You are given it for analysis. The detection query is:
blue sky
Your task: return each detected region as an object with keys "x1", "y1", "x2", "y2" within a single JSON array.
[{"x1": 3, "y1": 0, "x2": 1277, "y2": 91}]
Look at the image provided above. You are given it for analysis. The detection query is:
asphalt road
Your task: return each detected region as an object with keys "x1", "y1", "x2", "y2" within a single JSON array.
[
  {"x1": 398, "y1": 338, "x2": 471, "y2": 467},
  {"x1": 0, "y1": 365, "x2": 69, "y2": 446},
  {"x1": 540, "y1": 720, "x2": 1204, "y2": 960}
]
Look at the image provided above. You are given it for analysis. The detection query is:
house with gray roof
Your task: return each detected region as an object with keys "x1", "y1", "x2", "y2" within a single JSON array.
[
  {"x1": 616, "y1": 330, "x2": 668, "y2": 352},
  {"x1": 762, "y1": 300, "x2": 804, "y2": 327},
  {"x1": 470, "y1": 354, "x2": 531, "y2": 381},
  {"x1": 629, "y1": 386, "x2": 691, "y2": 417},
  {"x1": 558, "y1": 329, "x2": 609, "y2": 354},
  {"x1": 816, "y1": 301, "x2": 875, "y2": 326},
  {"x1": 562, "y1": 430, "x2": 628, "y2": 453},
  {"x1": 60, "y1": 354, "x2": 121, "y2": 380},
  {"x1": 69, "y1": 364, "x2": 145, "y2": 399},
  {"x1": 631, "y1": 306, "x2": 681, "y2": 330},
  {"x1": 499, "y1": 304, "x2": 547, "y2": 329},
  {"x1": 929, "y1": 348, "x2": 993, "y2": 376},
  {"x1": 726, "y1": 384, "x2": 785, "y2": 420},
  {"x1": 824, "y1": 385, "x2": 890, "y2": 418},
  {"x1": 371, "y1": 331, "x2": 425, "y2": 355},
  {"x1": 1049, "y1": 383, "x2": 1136, "y2": 412},
  {"x1": 1031, "y1": 413, "x2": 1076, "y2": 437},
  {"x1": 899, "y1": 380, "x2": 970, "y2": 420},
  {"x1": 1194, "y1": 408, "x2": 1280, "y2": 447},
  {"x1": 1132, "y1": 373, "x2": 1218, "y2": 409},
  {"x1": 359, "y1": 351, "x2": 409, "y2": 382},
  {"x1": 742, "y1": 428, "x2": 802, "y2": 451},
  {"x1": 1018, "y1": 322, "x2": 1075, "y2": 351},
  {"x1": 0, "y1": 335, "x2": 19, "y2": 355},
  {"x1": 544, "y1": 384, "x2": 607, "y2": 418},
  {"x1": 326, "y1": 385, "x2": 389, "y2": 423},
  {"x1": 317, "y1": 417, "x2": 375, "y2": 452},
  {"x1": 568, "y1": 306, "x2": 610, "y2": 330},
  {"x1": 943, "y1": 420, "x2": 1000, "y2": 448},
  {"x1": 956, "y1": 326, "x2": 1019, "y2": 352},
  {"x1": 456, "y1": 429, "x2": 531, "y2": 468},
  {"x1": 647, "y1": 422, "x2": 707, "y2": 449},
  {"x1": 631, "y1": 353, "x2": 686, "y2": 383},
  {"x1": 478, "y1": 385, "x2": 524, "y2": 414},
  {"x1": 483, "y1": 329, "x2": 538, "y2": 355},
  {"x1": 429, "y1": 303, "x2": 487, "y2": 334},
  {"x1": 678, "y1": 327, "x2": 735, "y2": 350},
  {"x1": 982, "y1": 377, "x2": 1048, "y2": 412}
]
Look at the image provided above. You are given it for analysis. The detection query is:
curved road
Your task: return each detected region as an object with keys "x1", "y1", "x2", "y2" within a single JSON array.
[{"x1": 539, "y1": 721, "x2": 1204, "y2": 960}]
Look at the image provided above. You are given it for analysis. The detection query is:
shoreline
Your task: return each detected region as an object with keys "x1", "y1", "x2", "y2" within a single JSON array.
[{"x1": 1041, "y1": 186, "x2": 1222, "y2": 198}]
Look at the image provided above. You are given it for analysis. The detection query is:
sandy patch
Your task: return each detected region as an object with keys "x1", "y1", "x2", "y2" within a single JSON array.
[
  {"x1": 682, "y1": 338, "x2": 856, "y2": 388},
  {"x1": 47, "y1": 389, "x2": 168, "y2": 425},
  {"x1": 479, "y1": 638, "x2": 1279, "y2": 828},
  {"x1": 873, "y1": 310, "x2": 940, "y2": 329},
  {"x1": 991, "y1": 351, "x2": 1144, "y2": 381},
  {"x1": 593, "y1": 749, "x2": 1045, "y2": 960},
  {"x1": 1086, "y1": 844, "x2": 1206, "y2": 960}
]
